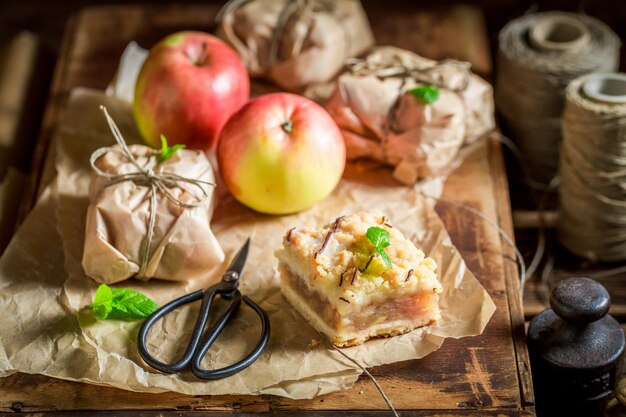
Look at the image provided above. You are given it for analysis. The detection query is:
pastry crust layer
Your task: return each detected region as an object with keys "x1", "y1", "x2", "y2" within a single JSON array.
[{"x1": 280, "y1": 266, "x2": 439, "y2": 347}]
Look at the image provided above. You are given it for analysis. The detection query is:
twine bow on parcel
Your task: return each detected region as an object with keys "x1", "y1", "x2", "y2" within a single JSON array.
[{"x1": 86, "y1": 106, "x2": 217, "y2": 281}]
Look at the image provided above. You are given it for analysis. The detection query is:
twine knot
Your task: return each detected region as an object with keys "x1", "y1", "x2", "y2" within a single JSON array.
[{"x1": 90, "y1": 106, "x2": 215, "y2": 280}]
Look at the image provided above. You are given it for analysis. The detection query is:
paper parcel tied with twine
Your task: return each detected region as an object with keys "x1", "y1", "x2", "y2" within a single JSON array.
[
  {"x1": 325, "y1": 46, "x2": 495, "y2": 185},
  {"x1": 0, "y1": 88, "x2": 495, "y2": 398},
  {"x1": 215, "y1": 0, "x2": 374, "y2": 92},
  {"x1": 82, "y1": 114, "x2": 224, "y2": 284}
]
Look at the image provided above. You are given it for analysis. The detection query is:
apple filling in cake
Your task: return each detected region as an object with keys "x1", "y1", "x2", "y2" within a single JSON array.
[{"x1": 276, "y1": 212, "x2": 442, "y2": 347}]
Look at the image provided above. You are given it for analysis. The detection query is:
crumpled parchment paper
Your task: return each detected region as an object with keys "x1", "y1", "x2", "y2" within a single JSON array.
[
  {"x1": 215, "y1": 0, "x2": 374, "y2": 92},
  {"x1": 0, "y1": 45, "x2": 496, "y2": 397}
]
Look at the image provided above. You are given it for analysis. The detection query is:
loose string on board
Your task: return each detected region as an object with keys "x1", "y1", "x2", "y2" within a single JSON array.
[
  {"x1": 558, "y1": 73, "x2": 626, "y2": 262},
  {"x1": 324, "y1": 337, "x2": 399, "y2": 417},
  {"x1": 496, "y1": 11, "x2": 620, "y2": 185},
  {"x1": 421, "y1": 191, "x2": 528, "y2": 295},
  {"x1": 493, "y1": 133, "x2": 561, "y2": 288}
]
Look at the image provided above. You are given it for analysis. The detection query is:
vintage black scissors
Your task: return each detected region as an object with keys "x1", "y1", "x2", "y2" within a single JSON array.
[{"x1": 137, "y1": 238, "x2": 270, "y2": 380}]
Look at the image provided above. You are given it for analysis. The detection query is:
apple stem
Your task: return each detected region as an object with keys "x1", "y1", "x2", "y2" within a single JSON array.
[
  {"x1": 281, "y1": 120, "x2": 293, "y2": 134},
  {"x1": 196, "y1": 42, "x2": 209, "y2": 66}
]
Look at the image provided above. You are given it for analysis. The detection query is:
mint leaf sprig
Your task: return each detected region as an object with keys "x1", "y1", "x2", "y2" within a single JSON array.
[
  {"x1": 364, "y1": 226, "x2": 393, "y2": 270},
  {"x1": 409, "y1": 85, "x2": 440, "y2": 104},
  {"x1": 90, "y1": 284, "x2": 159, "y2": 320},
  {"x1": 157, "y1": 135, "x2": 185, "y2": 163}
]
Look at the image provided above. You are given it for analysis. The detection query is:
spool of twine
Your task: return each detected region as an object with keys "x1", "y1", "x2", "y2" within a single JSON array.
[
  {"x1": 558, "y1": 73, "x2": 626, "y2": 262},
  {"x1": 496, "y1": 12, "x2": 620, "y2": 185}
]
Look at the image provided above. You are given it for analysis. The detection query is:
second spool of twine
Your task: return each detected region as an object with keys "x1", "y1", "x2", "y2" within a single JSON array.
[{"x1": 558, "y1": 72, "x2": 626, "y2": 262}]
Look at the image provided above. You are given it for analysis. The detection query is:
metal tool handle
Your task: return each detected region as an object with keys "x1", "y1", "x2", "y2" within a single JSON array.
[
  {"x1": 191, "y1": 295, "x2": 271, "y2": 380},
  {"x1": 137, "y1": 287, "x2": 241, "y2": 374}
]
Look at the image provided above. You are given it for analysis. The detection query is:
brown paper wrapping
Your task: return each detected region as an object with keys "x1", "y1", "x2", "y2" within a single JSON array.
[
  {"x1": 325, "y1": 46, "x2": 495, "y2": 185},
  {"x1": 216, "y1": 0, "x2": 375, "y2": 92},
  {"x1": 83, "y1": 144, "x2": 224, "y2": 283},
  {"x1": 0, "y1": 87, "x2": 495, "y2": 398}
]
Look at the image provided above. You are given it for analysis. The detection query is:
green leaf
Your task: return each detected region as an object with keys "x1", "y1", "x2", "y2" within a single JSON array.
[
  {"x1": 89, "y1": 284, "x2": 158, "y2": 321},
  {"x1": 366, "y1": 226, "x2": 393, "y2": 269},
  {"x1": 376, "y1": 247, "x2": 393, "y2": 269},
  {"x1": 91, "y1": 284, "x2": 113, "y2": 320},
  {"x1": 366, "y1": 226, "x2": 391, "y2": 250},
  {"x1": 158, "y1": 135, "x2": 185, "y2": 163},
  {"x1": 409, "y1": 85, "x2": 440, "y2": 104}
]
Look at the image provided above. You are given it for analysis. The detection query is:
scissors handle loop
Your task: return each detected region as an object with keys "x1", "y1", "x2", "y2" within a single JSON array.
[
  {"x1": 191, "y1": 295, "x2": 271, "y2": 379},
  {"x1": 137, "y1": 287, "x2": 271, "y2": 379},
  {"x1": 137, "y1": 287, "x2": 241, "y2": 374}
]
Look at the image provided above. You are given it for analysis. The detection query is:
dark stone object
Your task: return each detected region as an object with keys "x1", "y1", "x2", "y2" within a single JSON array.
[{"x1": 528, "y1": 277, "x2": 625, "y2": 417}]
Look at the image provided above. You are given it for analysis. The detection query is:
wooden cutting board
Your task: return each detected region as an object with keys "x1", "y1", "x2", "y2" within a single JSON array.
[{"x1": 2, "y1": 3, "x2": 535, "y2": 416}]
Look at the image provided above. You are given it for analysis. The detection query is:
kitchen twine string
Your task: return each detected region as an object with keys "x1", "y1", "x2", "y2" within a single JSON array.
[
  {"x1": 495, "y1": 133, "x2": 561, "y2": 291},
  {"x1": 90, "y1": 106, "x2": 215, "y2": 279},
  {"x1": 496, "y1": 11, "x2": 620, "y2": 186},
  {"x1": 558, "y1": 74, "x2": 626, "y2": 262}
]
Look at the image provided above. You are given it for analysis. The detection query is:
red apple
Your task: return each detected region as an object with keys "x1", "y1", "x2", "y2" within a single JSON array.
[
  {"x1": 217, "y1": 93, "x2": 346, "y2": 214},
  {"x1": 134, "y1": 31, "x2": 249, "y2": 153}
]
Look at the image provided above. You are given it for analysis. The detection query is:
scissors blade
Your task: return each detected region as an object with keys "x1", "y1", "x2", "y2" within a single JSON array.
[{"x1": 226, "y1": 237, "x2": 251, "y2": 278}]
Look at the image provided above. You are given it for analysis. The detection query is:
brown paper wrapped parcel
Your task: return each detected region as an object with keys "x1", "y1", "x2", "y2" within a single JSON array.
[
  {"x1": 325, "y1": 46, "x2": 495, "y2": 185},
  {"x1": 83, "y1": 142, "x2": 224, "y2": 283},
  {"x1": 216, "y1": 0, "x2": 374, "y2": 91}
]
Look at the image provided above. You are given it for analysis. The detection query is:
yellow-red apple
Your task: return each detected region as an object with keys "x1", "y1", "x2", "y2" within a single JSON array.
[
  {"x1": 217, "y1": 93, "x2": 346, "y2": 214},
  {"x1": 134, "y1": 31, "x2": 249, "y2": 153}
]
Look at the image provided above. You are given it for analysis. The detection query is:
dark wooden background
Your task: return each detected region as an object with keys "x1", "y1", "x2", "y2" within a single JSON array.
[{"x1": 2, "y1": 0, "x2": 625, "y2": 59}]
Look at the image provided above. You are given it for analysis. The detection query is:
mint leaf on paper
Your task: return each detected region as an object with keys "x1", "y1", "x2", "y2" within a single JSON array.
[
  {"x1": 409, "y1": 85, "x2": 440, "y2": 104},
  {"x1": 366, "y1": 226, "x2": 393, "y2": 269},
  {"x1": 90, "y1": 284, "x2": 158, "y2": 321},
  {"x1": 158, "y1": 134, "x2": 185, "y2": 163}
]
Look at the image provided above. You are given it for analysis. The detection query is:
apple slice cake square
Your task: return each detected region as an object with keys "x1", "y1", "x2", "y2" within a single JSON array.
[{"x1": 276, "y1": 212, "x2": 442, "y2": 347}]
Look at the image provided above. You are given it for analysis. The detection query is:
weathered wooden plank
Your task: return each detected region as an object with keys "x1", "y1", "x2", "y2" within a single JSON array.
[
  {"x1": 0, "y1": 32, "x2": 51, "y2": 253},
  {"x1": 3, "y1": 3, "x2": 532, "y2": 415},
  {"x1": 8, "y1": 411, "x2": 536, "y2": 417},
  {"x1": 16, "y1": 16, "x2": 78, "y2": 227},
  {"x1": 488, "y1": 140, "x2": 535, "y2": 408}
]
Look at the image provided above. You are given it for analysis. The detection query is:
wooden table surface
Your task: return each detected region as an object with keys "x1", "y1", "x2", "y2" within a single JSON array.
[{"x1": 0, "y1": 3, "x2": 534, "y2": 416}]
